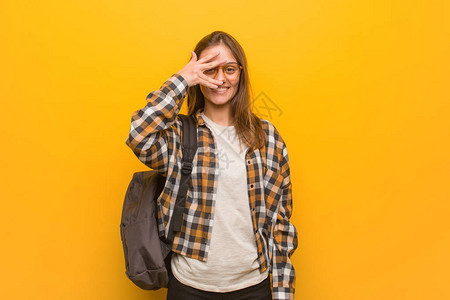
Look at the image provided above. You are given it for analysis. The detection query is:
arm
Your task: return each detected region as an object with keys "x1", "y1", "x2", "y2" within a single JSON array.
[
  {"x1": 125, "y1": 50, "x2": 226, "y2": 173},
  {"x1": 271, "y1": 132, "x2": 299, "y2": 300},
  {"x1": 125, "y1": 73, "x2": 188, "y2": 175}
]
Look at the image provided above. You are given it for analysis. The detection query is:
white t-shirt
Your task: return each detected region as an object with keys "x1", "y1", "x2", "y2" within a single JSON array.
[{"x1": 170, "y1": 111, "x2": 269, "y2": 292}]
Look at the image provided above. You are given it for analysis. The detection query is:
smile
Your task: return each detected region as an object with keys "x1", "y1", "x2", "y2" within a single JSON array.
[{"x1": 210, "y1": 87, "x2": 230, "y2": 93}]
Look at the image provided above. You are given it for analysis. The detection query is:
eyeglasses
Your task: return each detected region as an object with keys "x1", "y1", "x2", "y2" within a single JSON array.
[{"x1": 203, "y1": 62, "x2": 243, "y2": 81}]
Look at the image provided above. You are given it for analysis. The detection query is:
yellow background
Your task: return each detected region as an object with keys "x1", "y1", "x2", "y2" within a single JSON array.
[{"x1": 1, "y1": 0, "x2": 449, "y2": 299}]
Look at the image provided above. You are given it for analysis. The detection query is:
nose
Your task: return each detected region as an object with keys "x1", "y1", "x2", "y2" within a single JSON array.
[{"x1": 214, "y1": 67, "x2": 227, "y2": 82}]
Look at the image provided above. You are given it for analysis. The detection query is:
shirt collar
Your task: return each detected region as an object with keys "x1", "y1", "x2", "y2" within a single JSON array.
[{"x1": 194, "y1": 107, "x2": 206, "y2": 126}]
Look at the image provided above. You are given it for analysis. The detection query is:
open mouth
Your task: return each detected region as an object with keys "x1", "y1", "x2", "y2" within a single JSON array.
[{"x1": 210, "y1": 87, "x2": 230, "y2": 93}]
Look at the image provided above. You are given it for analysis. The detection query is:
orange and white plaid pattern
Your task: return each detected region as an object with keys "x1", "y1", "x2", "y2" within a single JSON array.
[{"x1": 125, "y1": 73, "x2": 298, "y2": 300}]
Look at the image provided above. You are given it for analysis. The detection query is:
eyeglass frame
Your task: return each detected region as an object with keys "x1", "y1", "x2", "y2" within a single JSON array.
[{"x1": 203, "y1": 62, "x2": 243, "y2": 81}]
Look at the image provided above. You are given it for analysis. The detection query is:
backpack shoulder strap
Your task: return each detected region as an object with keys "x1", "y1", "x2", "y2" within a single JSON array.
[
  {"x1": 179, "y1": 114, "x2": 197, "y2": 168},
  {"x1": 166, "y1": 113, "x2": 197, "y2": 244}
]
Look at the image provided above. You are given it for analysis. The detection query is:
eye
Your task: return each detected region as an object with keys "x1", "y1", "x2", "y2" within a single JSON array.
[
  {"x1": 226, "y1": 67, "x2": 237, "y2": 73},
  {"x1": 204, "y1": 69, "x2": 215, "y2": 74}
]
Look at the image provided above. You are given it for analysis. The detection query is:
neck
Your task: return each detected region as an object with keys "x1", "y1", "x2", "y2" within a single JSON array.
[{"x1": 203, "y1": 103, "x2": 235, "y2": 127}]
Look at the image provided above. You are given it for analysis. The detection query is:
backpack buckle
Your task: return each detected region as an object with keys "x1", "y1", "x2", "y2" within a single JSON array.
[{"x1": 181, "y1": 162, "x2": 193, "y2": 175}]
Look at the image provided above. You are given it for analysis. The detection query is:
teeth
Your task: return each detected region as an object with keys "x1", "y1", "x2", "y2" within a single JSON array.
[{"x1": 216, "y1": 88, "x2": 228, "y2": 91}]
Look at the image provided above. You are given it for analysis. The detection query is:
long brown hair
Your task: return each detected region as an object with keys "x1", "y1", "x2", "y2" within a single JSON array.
[{"x1": 186, "y1": 31, "x2": 266, "y2": 152}]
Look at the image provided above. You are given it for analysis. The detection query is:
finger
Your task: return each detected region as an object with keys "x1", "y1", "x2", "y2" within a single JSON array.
[
  {"x1": 198, "y1": 74, "x2": 221, "y2": 89},
  {"x1": 199, "y1": 73, "x2": 224, "y2": 87},
  {"x1": 190, "y1": 51, "x2": 197, "y2": 62},
  {"x1": 198, "y1": 51, "x2": 221, "y2": 63},
  {"x1": 203, "y1": 59, "x2": 228, "y2": 70},
  {"x1": 199, "y1": 72, "x2": 223, "y2": 84},
  {"x1": 200, "y1": 79, "x2": 219, "y2": 89}
]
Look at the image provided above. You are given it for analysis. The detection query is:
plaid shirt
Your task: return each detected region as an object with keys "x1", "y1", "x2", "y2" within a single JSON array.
[{"x1": 125, "y1": 73, "x2": 298, "y2": 300}]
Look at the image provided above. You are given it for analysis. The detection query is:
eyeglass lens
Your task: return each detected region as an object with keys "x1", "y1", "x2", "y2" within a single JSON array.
[{"x1": 204, "y1": 63, "x2": 242, "y2": 80}]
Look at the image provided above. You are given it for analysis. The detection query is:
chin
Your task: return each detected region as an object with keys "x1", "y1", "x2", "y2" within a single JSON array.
[{"x1": 208, "y1": 96, "x2": 232, "y2": 105}]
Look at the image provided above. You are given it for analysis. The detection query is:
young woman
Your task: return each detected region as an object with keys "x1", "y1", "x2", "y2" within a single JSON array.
[{"x1": 125, "y1": 31, "x2": 298, "y2": 300}]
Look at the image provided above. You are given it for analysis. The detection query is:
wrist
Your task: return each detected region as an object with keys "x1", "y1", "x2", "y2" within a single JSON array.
[{"x1": 176, "y1": 70, "x2": 192, "y2": 87}]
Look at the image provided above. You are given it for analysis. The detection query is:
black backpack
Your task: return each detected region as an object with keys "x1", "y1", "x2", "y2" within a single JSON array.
[{"x1": 120, "y1": 114, "x2": 198, "y2": 290}]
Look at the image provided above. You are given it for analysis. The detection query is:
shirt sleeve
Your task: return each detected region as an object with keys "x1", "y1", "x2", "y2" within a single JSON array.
[
  {"x1": 271, "y1": 130, "x2": 299, "y2": 300},
  {"x1": 125, "y1": 73, "x2": 188, "y2": 175}
]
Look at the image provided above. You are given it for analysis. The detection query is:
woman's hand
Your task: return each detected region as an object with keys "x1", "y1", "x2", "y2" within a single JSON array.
[{"x1": 176, "y1": 51, "x2": 227, "y2": 89}]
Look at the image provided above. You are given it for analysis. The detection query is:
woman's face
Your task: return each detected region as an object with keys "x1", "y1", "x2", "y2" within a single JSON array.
[{"x1": 199, "y1": 44, "x2": 240, "y2": 107}]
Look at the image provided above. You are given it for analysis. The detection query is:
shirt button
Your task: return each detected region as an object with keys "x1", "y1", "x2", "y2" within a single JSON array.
[{"x1": 250, "y1": 184, "x2": 254, "y2": 188}]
